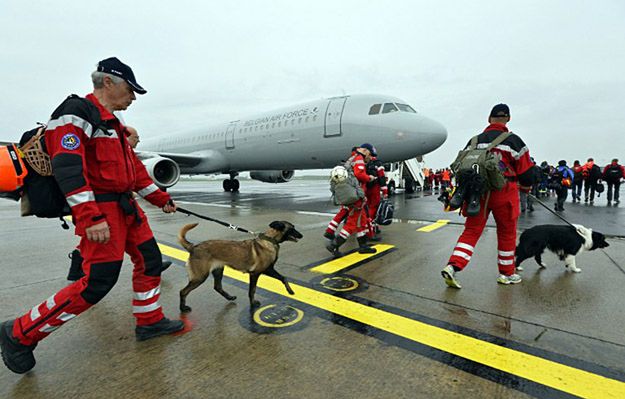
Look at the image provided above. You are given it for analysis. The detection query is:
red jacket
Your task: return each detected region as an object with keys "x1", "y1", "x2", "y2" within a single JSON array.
[{"x1": 45, "y1": 93, "x2": 170, "y2": 234}]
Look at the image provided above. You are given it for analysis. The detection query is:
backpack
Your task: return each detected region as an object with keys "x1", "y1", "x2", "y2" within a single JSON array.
[
  {"x1": 18, "y1": 125, "x2": 71, "y2": 218},
  {"x1": 329, "y1": 158, "x2": 365, "y2": 205},
  {"x1": 375, "y1": 199, "x2": 394, "y2": 225},
  {"x1": 604, "y1": 165, "x2": 622, "y2": 183},
  {"x1": 450, "y1": 131, "x2": 511, "y2": 193},
  {"x1": 17, "y1": 95, "x2": 102, "y2": 219},
  {"x1": 589, "y1": 164, "x2": 602, "y2": 181}
]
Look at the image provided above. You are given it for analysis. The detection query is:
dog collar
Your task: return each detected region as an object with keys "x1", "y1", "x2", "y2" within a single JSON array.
[{"x1": 258, "y1": 233, "x2": 280, "y2": 249}]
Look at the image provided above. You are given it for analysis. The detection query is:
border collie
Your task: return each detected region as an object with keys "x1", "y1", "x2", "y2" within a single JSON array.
[{"x1": 515, "y1": 224, "x2": 609, "y2": 273}]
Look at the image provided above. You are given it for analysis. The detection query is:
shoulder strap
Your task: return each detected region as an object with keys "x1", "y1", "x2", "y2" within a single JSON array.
[
  {"x1": 469, "y1": 135, "x2": 479, "y2": 150},
  {"x1": 485, "y1": 131, "x2": 511, "y2": 152}
]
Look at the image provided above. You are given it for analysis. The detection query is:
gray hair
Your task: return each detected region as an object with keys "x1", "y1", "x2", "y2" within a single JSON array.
[{"x1": 91, "y1": 71, "x2": 124, "y2": 88}]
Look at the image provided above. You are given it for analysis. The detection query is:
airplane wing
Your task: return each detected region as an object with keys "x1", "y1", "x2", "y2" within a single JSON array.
[{"x1": 135, "y1": 151, "x2": 204, "y2": 167}]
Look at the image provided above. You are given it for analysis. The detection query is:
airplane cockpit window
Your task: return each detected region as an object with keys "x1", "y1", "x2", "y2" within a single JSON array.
[
  {"x1": 396, "y1": 103, "x2": 417, "y2": 113},
  {"x1": 368, "y1": 104, "x2": 381, "y2": 115},
  {"x1": 382, "y1": 103, "x2": 398, "y2": 114}
]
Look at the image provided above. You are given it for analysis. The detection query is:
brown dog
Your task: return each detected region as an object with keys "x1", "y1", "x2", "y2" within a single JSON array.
[{"x1": 178, "y1": 221, "x2": 302, "y2": 312}]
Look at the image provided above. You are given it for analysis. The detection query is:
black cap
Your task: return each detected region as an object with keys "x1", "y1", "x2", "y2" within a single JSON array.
[
  {"x1": 97, "y1": 57, "x2": 146, "y2": 95},
  {"x1": 359, "y1": 143, "x2": 377, "y2": 156},
  {"x1": 489, "y1": 103, "x2": 510, "y2": 118},
  {"x1": 558, "y1": 160, "x2": 567, "y2": 166}
]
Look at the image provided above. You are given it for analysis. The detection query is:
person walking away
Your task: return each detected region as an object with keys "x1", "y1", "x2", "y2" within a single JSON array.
[
  {"x1": 582, "y1": 158, "x2": 602, "y2": 204},
  {"x1": 326, "y1": 144, "x2": 378, "y2": 255},
  {"x1": 0, "y1": 57, "x2": 183, "y2": 375},
  {"x1": 603, "y1": 158, "x2": 625, "y2": 205},
  {"x1": 571, "y1": 160, "x2": 583, "y2": 202},
  {"x1": 552, "y1": 160, "x2": 574, "y2": 211},
  {"x1": 364, "y1": 148, "x2": 388, "y2": 240},
  {"x1": 441, "y1": 104, "x2": 534, "y2": 288}
]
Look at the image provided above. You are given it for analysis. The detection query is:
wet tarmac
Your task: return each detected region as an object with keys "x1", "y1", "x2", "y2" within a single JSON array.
[{"x1": 1, "y1": 177, "x2": 624, "y2": 398}]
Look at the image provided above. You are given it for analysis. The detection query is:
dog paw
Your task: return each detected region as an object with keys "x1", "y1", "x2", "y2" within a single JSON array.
[
  {"x1": 180, "y1": 305, "x2": 192, "y2": 313},
  {"x1": 226, "y1": 295, "x2": 237, "y2": 301},
  {"x1": 250, "y1": 300, "x2": 261, "y2": 308},
  {"x1": 571, "y1": 267, "x2": 582, "y2": 273},
  {"x1": 539, "y1": 262, "x2": 547, "y2": 268}
]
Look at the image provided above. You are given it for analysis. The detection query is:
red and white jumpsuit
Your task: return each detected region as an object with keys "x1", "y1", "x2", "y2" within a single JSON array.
[
  {"x1": 364, "y1": 157, "x2": 387, "y2": 236},
  {"x1": 446, "y1": 124, "x2": 533, "y2": 277},
  {"x1": 13, "y1": 93, "x2": 171, "y2": 346}
]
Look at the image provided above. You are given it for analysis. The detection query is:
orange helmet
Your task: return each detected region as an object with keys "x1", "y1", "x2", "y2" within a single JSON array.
[{"x1": 0, "y1": 144, "x2": 28, "y2": 192}]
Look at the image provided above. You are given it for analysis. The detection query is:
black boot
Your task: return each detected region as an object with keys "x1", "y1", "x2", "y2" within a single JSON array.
[
  {"x1": 357, "y1": 237, "x2": 377, "y2": 254},
  {"x1": 323, "y1": 231, "x2": 335, "y2": 240},
  {"x1": 135, "y1": 318, "x2": 184, "y2": 342},
  {"x1": 465, "y1": 177, "x2": 484, "y2": 217},
  {"x1": 67, "y1": 249, "x2": 85, "y2": 281},
  {"x1": 449, "y1": 182, "x2": 468, "y2": 210},
  {"x1": 0, "y1": 320, "x2": 37, "y2": 374},
  {"x1": 326, "y1": 236, "x2": 346, "y2": 257}
]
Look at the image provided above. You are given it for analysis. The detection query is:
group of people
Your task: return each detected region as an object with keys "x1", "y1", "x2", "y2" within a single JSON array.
[
  {"x1": 424, "y1": 168, "x2": 453, "y2": 191},
  {"x1": 324, "y1": 144, "x2": 388, "y2": 255},
  {"x1": 520, "y1": 157, "x2": 624, "y2": 213}
]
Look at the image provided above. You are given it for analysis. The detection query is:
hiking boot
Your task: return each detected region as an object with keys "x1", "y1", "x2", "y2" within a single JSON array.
[
  {"x1": 497, "y1": 274, "x2": 523, "y2": 285},
  {"x1": 448, "y1": 183, "x2": 468, "y2": 210},
  {"x1": 441, "y1": 265, "x2": 462, "y2": 289},
  {"x1": 0, "y1": 320, "x2": 37, "y2": 374},
  {"x1": 528, "y1": 206, "x2": 534, "y2": 212},
  {"x1": 67, "y1": 249, "x2": 85, "y2": 281},
  {"x1": 161, "y1": 260, "x2": 172, "y2": 272},
  {"x1": 135, "y1": 318, "x2": 184, "y2": 342},
  {"x1": 357, "y1": 237, "x2": 376, "y2": 254},
  {"x1": 323, "y1": 231, "x2": 335, "y2": 240}
]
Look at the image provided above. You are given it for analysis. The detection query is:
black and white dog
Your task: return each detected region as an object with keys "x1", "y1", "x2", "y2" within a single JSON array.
[{"x1": 515, "y1": 224, "x2": 609, "y2": 273}]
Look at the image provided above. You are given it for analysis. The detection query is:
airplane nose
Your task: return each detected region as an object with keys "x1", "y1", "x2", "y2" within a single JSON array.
[{"x1": 417, "y1": 116, "x2": 448, "y2": 154}]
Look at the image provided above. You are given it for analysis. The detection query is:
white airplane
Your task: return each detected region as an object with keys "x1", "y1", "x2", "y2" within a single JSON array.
[{"x1": 138, "y1": 94, "x2": 447, "y2": 191}]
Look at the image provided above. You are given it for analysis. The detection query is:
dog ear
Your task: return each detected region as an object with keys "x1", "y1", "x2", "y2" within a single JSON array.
[{"x1": 269, "y1": 221, "x2": 286, "y2": 231}]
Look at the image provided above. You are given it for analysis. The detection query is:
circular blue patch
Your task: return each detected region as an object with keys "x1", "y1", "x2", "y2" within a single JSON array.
[{"x1": 61, "y1": 133, "x2": 80, "y2": 150}]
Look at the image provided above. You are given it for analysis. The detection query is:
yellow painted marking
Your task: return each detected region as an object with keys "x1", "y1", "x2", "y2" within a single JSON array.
[
  {"x1": 253, "y1": 304, "x2": 304, "y2": 328},
  {"x1": 159, "y1": 243, "x2": 625, "y2": 398},
  {"x1": 417, "y1": 219, "x2": 450, "y2": 232},
  {"x1": 319, "y1": 277, "x2": 360, "y2": 292},
  {"x1": 309, "y1": 244, "x2": 394, "y2": 274}
]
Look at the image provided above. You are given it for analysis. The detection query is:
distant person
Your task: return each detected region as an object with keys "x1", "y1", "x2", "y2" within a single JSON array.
[
  {"x1": 552, "y1": 160, "x2": 574, "y2": 211},
  {"x1": 0, "y1": 57, "x2": 183, "y2": 375},
  {"x1": 441, "y1": 104, "x2": 534, "y2": 289},
  {"x1": 441, "y1": 168, "x2": 451, "y2": 189},
  {"x1": 520, "y1": 159, "x2": 539, "y2": 213},
  {"x1": 571, "y1": 160, "x2": 583, "y2": 202},
  {"x1": 602, "y1": 158, "x2": 625, "y2": 205},
  {"x1": 582, "y1": 158, "x2": 602, "y2": 204}
]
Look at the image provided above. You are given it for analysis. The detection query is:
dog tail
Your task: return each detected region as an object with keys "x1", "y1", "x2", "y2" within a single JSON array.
[{"x1": 178, "y1": 223, "x2": 199, "y2": 253}]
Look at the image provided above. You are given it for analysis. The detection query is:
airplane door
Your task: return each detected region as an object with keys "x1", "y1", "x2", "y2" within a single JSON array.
[
  {"x1": 225, "y1": 123, "x2": 236, "y2": 149},
  {"x1": 324, "y1": 97, "x2": 347, "y2": 137}
]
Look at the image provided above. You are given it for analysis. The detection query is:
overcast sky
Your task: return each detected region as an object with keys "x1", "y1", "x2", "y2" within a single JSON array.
[{"x1": 1, "y1": 1, "x2": 624, "y2": 168}]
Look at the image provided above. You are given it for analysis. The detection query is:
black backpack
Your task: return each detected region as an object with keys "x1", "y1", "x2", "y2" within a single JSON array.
[
  {"x1": 375, "y1": 199, "x2": 394, "y2": 226},
  {"x1": 605, "y1": 165, "x2": 622, "y2": 183},
  {"x1": 18, "y1": 95, "x2": 102, "y2": 219}
]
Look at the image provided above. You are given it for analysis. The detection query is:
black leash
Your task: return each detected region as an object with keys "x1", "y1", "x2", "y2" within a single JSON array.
[
  {"x1": 528, "y1": 193, "x2": 577, "y2": 228},
  {"x1": 176, "y1": 206, "x2": 256, "y2": 235}
]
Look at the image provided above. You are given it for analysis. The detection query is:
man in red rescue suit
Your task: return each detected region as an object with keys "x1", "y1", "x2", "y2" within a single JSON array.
[
  {"x1": 441, "y1": 104, "x2": 534, "y2": 289},
  {"x1": 364, "y1": 149, "x2": 388, "y2": 240},
  {"x1": 0, "y1": 57, "x2": 183, "y2": 374},
  {"x1": 326, "y1": 144, "x2": 378, "y2": 256}
]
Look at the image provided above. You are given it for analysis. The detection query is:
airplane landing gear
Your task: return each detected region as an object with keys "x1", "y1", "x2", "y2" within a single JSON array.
[{"x1": 223, "y1": 173, "x2": 240, "y2": 192}]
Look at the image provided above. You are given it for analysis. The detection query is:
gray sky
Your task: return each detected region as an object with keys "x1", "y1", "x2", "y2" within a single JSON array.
[{"x1": 1, "y1": 0, "x2": 624, "y2": 168}]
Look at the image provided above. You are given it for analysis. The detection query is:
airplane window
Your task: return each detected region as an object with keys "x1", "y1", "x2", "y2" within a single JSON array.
[
  {"x1": 396, "y1": 103, "x2": 417, "y2": 113},
  {"x1": 369, "y1": 104, "x2": 381, "y2": 115},
  {"x1": 382, "y1": 103, "x2": 398, "y2": 114}
]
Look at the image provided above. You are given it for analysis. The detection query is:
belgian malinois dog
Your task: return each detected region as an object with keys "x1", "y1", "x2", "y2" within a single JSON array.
[{"x1": 178, "y1": 221, "x2": 302, "y2": 312}]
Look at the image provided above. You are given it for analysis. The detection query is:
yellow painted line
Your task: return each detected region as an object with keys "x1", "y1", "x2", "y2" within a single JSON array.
[
  {"x1": 159, "y1": 243, "x2": 625, "y2": 398},
  {"x1": 309, "y1": 244, "x2": 395, "y2": 274},
  {"x1": 417, "y1": 219, "x2": 450, "y2": 232}
]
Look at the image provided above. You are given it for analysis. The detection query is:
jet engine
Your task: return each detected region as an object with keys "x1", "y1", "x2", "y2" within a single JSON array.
[
  {"x1": 142, "y1": 157, "x2": 180, "y2": 189},
  {"x1": 249, "y1": 170, "x2": 294, "y2": 183}
]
